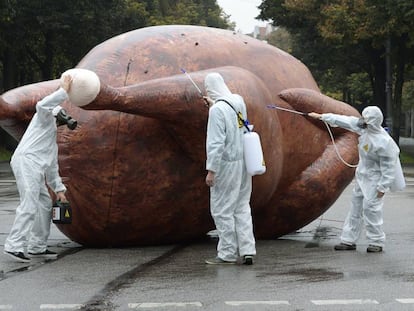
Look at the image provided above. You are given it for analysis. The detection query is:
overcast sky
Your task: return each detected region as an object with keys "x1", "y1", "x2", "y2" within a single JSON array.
[{"x1": 216, "y1": 0, "x2": 269, "y2": 34}]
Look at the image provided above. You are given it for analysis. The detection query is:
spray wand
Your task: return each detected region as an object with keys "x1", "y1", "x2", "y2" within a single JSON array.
[
  {"x1": 180, "y1": 68, "x2": 203, "y2": 96},
  {"x1": 266, "y1": 104, "x2": 357, "y2": 168},
  {"x1": 180, "y1": 68, "x2": 210, "y2": 108},
  {"x1": 266, "y1": 104, "x2": 308, "y2": 116}
]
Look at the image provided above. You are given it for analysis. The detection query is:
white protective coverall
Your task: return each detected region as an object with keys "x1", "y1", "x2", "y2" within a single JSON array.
[
  {"x1": 205, "y1": 73, "x2": 256, "y2": 261},
  {"x1": 4, "y1": 88, "x2": 68, "y2": 254},
  {"x1": 321, "y1": 106, "x2": 400, "y2": 247}
]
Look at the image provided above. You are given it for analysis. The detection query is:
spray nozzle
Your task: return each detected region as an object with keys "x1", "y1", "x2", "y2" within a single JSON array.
[{"x1": 181, "y1": 68, "x2": 210, "y2": 108}]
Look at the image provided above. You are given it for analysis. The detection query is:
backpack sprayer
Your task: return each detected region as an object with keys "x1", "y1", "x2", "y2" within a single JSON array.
[
  {"x1": 267, "y1": 104, "x2": 357, "y2": 168},
  {"x1": 181, "y1": 68, "x2": 266, "y2": 175}
]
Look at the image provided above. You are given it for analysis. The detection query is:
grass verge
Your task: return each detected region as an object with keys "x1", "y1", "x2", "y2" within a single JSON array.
[
  {"x1": 401, "y1": 151, "x2": 414, "y2": 165},
  {"x1": 0, "y1": 146, "x2": 12, "y2": 162}
]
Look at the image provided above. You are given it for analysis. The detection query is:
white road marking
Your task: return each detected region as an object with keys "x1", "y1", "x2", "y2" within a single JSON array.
[
  {"x1": 311, "y1": 299, "x2": 379, "y2": 305},
  {"x1": 225, "y1": 300, "x2": 290, "y2": 306},
  {"x1": 396, "y1": 298, "x2": 414, "y2": 304},
  {"x1": 129, "y1": 302, "x2": 202, "y2": 308},
  {"x1": 4, "y1": 298, "x2": 414, "y2": 309},
  {"x1": 39, "y1": 304, "x2": 84, "y2": 309}
]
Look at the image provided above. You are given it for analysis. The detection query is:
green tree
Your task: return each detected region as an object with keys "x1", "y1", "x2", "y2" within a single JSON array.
[
  {"x1": 317, "y1": 0, "x2": 414, "y2": 140},
  {"x1": 266, "y1": 27, "x2": 292, "y2": 53},
  {"x1": 146, "y1": 0, "x2": 230, "y2": 28},
  {"x1": 0, "y1": 0, "x2": 149, "y2": 89},
  {"x1": 0, "y1": 0, "x2": 230, "y2": 151},
  {"x1": 402, "y1": 79, "x2": 414, "y2": 137},
  {"x1": 258, "y1": 0, "x2": 414, "y2": 142},
  {"x1": 258, "y1": 0, "x2": 367, "y2": 105},
  {"x1": 0, "y1": 0, "x2": 230, "y2": 91}
]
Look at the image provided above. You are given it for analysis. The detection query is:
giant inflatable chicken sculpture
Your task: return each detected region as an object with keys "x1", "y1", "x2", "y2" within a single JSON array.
[{"x1": 0, "y1": 25, "x2": 359, "y2": 246}]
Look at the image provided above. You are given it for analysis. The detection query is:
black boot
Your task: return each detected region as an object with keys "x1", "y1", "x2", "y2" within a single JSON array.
[{"x1": 334, "y1": 242, "x2": 356, "y2": 251}]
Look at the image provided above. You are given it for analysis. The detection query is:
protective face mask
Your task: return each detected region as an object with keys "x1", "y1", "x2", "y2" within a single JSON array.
[{"x1": 357, "y1": 118, "x2": 367, "y2": 129}]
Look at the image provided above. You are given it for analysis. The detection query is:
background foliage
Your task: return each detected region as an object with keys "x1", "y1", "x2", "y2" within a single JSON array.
[
  {"x1": 1, "y1": 0, "x2": 414, "y2": 151},
  {"x1": 258, "y1": 0, "x2": 414, "y2": 142},
  {"x1": 0, "y1": 0, "x2": 231, "y2": 152},
  {"x1": 0, "y1": 0, "x2": 231, "y2": 90}
]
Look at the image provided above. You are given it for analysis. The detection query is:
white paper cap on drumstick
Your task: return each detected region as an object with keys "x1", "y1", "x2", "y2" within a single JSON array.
[{"x1": 60, "y1": 68, "x2": 100, "y2": 107}]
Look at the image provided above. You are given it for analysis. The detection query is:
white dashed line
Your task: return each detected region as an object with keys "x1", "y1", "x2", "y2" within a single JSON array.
[
  {"x1": 4, "y1": 298, "x2": 414, "y2": 309},
  {"x1": 396, "y1": 298, "x2": 414, "y2": 304},
  {"x1": 225, "y1": 300, "x2": 290, "y2": 306},
  {"x1": 311, "y1": 299, "x2": 379, "y2": 305},
  {"x1": 40, "y1": 304, "x2": 84, "y2": 309},
  {"x1": 129, "y1": 302, "x2": 202, "y2": 308}
]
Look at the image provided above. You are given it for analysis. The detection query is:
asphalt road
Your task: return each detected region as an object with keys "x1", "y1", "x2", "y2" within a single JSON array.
[{"x1": 1, "y1": 138, "x2": 414, "y2": 311}]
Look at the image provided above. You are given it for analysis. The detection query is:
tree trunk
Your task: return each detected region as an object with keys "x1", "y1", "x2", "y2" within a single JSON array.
[
  {"x1": 411, "y1": 108, "x2": 414, "y2": 138},
  {"x1": 370, "y1": 48, "x2": 387, "y2": 117},
  {"x1": 392, "y1": 34, "x2": 408, "y2": 145},
  {"x1": 405, "y1": 111, "x2": 411, "y2": 137}
]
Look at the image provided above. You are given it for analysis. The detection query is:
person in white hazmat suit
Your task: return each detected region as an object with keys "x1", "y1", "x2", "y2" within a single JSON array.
[
  {"x1": 203, "y1": 72, "x2": 256, "y2": 265},
  {"x1": 309, "y1": 106, "x2": 401, "y2": 253},
  {"x1": 3, "y1": 74, "x2": 75, "y2": 263}
]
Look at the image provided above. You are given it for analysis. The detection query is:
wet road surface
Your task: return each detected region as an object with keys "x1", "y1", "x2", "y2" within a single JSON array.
[{"x1": 1, "y1": 160, "x2": 414, "y2": 310}]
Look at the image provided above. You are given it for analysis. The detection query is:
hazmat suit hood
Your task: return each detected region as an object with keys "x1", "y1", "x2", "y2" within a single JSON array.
[
  {"x1": 362, "y1": 106, "x2": 383, "y2": 133},
  {"x1": 204, "y1": 73, "x2": 232, "y2": 101}
]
